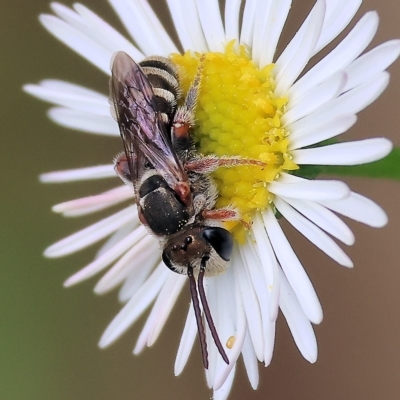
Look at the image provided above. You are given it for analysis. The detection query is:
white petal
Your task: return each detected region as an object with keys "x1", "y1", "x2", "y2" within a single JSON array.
[
  {"x1": 283, "y1": 71, "x2": 347, "y2": 125},
  {"x1": 166, "y1": 0, "x2": 208, "y2": 52},
  {"x1": 132, "y1": 273, "x2": 186, "y2": 356},
  {"x1": 263, "y1": 208, "x2": 323, "y2": 324},
  {"x1": 205, "y1": 277, "x2": 219, "y2": 388},
  {"x1": 195, "y1": 0, "x2": 226, "y2": 52},
  {"x1": 289, "y1": 115, "x2": 357, "y2": 150},
  {"x1": 24, "y1": 81, "x2": 109, "y2": 115},
  {"x1": 40, "y1": 164, "x2": 115, "y2": 183},
  {"x1": 50, "y1": 3, "x2": 93, "y2": 29},
  {"x1": 290, "y1": 11, "x2": 379, "y2": 101},
  {"x1": 99, "y1": 262, "x2": 168, "y2": 347},
  {"x1": 251, "y1": 215, "x2": 280, "y2": 321},
  {"x1": 275, "y1": 0, "x2": 326, "y2": 96},
  {"x1": 39, "y1": 13, "x2": 112, "y2": 74},
  {"x1": 251, "y1": 1, "x2": 273, "y2": 66},
  {"x1": 224, "y1": 0, "x2": 241, "y2": 44},
  {"x1": 240, "y1": 0, "x2": 257, "y2": 47},
  {"x1": 288, "y1": 72, "x2": 389, "y2": 137},
  {"x1": 44, "y1": 205, "x2": 137, "y2": 257},
  {"x1": 165, "y1": 0, "x2": 192, "y2": 51},
  {"x1": 262, "y1": 313, "x2": 276, "y2": 367},
  {"x1": 208, "y1": 267, "x2": 238, "y2": 389},
  {"x1": 343, "y1": 40, "x2": 400, "y2": 92},
  {"x1": 97, "y1": 254, "x2": 151, "y2": 296},
  {"x1": 313, "y1": 0, "x2": 362, "y2": 54},
  {"x1": 320, "y1": 192, "x2": 388, "y2": 228},
  {"x1": 212, "y1": 262, "x2": 247, "y2": 390},
  {"x1": 63, "y1": 225, "x2": 147, "y2": 286},
  {"x1": 280, "y1": 196, "x2": 355, "y2": 245},
  {"x1": 274, "y1": 1, "x2": 320, "y2": 72},
  {"x1": 174, "y1": 304, "x2": 197, "y2": 376},
  {"x1": 182, "y1": 0, "x2": 209, "y2": 51},
  {"x1": 269, "y1": 178, "x2": 350, "y2": 201},
  {"x1": 241, "y1": 331, "x2": 259, "y2": 390},
  {"x1": 292, "y1": 138, "x2": 393, "y2": 166},
  {"x1": 237, "y1": 246, "x2": 264, "y2": 361},
  {"x1": 212, "y1": 364, "x2": 236, "y2": 400},
  {"x1": 35, "y1": 79, "x2": 107, "y2": 96},
  {"x1": 259, "y1": 0, "x2": 291, "y2": 67},
  {"x1": 134, "y1": 0, "x2": 179, "y2": 54},
  {"x1": 52, "y1": 185, "x2": 133, "y2": 217},
  {"x1": 146, "y1": 274, "x2": 186, "y2": 347},
  {"x1": 94, "y1": 235, "x2": 159, "y2": 294},
  {"x1": 73, "y1": 3, "x2": 143, "y2": 60},
  {"x1": 279, "y1": 269, "x2": 318, "y2": 363},
  {"x1": 277, "y1": 172, "x2": 306, "y2": 184},
  {"x1": 108, "y1": 0, "x2": 177, "y2": 56},
  {"x1": 117, "y1": 258, "x2": 157, "y2": 303},
  {"x1": 96, "y1": 220, "x2": 138, "y2": 258},
  {"x1": 48, "y1": 107, "x2": 119, "y2": 135},
  {"x1": 243, "y1": 237, "x2": 277, "y2": 365},
  {"x1": 319, "y1": 72, "x2": 390, "y2": 118},
  {"x1": 274, "y1": 197, "x2": 353, "y2": 267},
  {"x1": 134, "y1": 275, "x2": 184, "y2": 353},
  {"x1": 50, "y1": 2, "x2": 143, "y2": 62}
]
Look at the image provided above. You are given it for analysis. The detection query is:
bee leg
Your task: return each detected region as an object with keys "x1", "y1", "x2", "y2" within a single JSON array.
[
  {"x1": 202, "y1": 207, "x2": 239, "y2": 221},
  {"x1": 114, "y1": 152, "x2": 135, "y2": 184},
  {"x1": 185, "y1": 155, "x2": 266, "y2": 174},
  {"x1": 171, "y1": 56, "x2": 205, "y2": 146},
  {"x1": 203, "y1": 207, "x2": 251, "y2": 229},
  {"x1": 193, "y1": 194, "x2": 207, "y2": 215}
]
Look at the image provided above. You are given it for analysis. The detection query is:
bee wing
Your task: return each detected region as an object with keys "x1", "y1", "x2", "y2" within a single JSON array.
[{"x1": 109, "y1": 51, "x2": 188, "y2": 196}]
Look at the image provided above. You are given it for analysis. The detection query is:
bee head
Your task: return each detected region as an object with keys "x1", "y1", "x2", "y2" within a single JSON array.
[{"x1": 162, "y1": 225, "x2": 233, "y2": 275}]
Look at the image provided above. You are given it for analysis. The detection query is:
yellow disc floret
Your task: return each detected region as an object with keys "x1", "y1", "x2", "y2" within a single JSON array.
[{"x1": 171, "y1": 42, "x2": 298, "y2": 238}]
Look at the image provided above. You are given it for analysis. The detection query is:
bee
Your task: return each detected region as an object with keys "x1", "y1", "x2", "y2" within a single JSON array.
[{"x1": 109, "y1": 51, "x2": 263, "y2": 368}]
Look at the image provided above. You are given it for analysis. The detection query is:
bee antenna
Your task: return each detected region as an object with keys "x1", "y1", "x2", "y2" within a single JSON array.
[
  {"x1": 198, "y1": 258, "x2": 229, "y2": 365},
  {"x1": 188, "y1": 266, "x2": 209, "y2": 369}
]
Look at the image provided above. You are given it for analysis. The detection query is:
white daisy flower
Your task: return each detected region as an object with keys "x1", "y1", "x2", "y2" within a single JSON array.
[{"x1": 25, "y1": 1, "x2": 399, "y2": 399}]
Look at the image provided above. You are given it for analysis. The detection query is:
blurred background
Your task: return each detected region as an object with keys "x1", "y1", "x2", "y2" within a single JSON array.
[{"x1": 1, "y1": 0, "x2": 399, "y2": 399}]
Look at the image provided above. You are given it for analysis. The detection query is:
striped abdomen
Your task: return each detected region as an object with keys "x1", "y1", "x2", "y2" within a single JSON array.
[{"x1": 139, "y1": 56, "x2": 181, "y2": 125}]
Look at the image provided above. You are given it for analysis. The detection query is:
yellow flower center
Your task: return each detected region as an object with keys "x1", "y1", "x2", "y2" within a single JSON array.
[{"x1": 171, "y1": 42, "x2": 298, "y2": 239}]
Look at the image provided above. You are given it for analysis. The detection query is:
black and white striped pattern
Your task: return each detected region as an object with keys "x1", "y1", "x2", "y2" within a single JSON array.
[{"x1": 139, "y1": 56, "x2": 181, "y2": 124}]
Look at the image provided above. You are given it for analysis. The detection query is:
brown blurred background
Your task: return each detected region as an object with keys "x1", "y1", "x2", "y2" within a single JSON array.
[{"x1": 1, "y1": 1, "x2": 399, "y2": 399}]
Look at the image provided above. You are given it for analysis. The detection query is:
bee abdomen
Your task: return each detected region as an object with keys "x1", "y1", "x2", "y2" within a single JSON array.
[
  {"x1": 139, "y1": 56, "x2": 179, "y2": 82},
  {"x1": 140, "y1": 56, "x2": 181, "y2": 124},
  {"x1": 152, "y1": 88, "x2": 176, "y2": 124}
]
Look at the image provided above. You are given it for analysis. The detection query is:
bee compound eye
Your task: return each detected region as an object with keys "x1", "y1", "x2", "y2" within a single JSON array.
[
  {"x1": 202, "y1": 227, "x2": 233, "y2": 262},
  {"x1": 162, "y1": 250, "x2": 174, "y2": 271}
]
